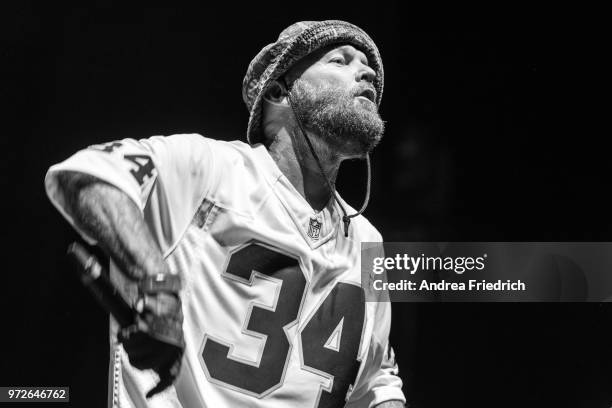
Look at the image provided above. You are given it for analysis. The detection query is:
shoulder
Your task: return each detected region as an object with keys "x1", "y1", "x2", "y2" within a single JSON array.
[
  {"x1": 139, "y1": 133, "x2": 207, "y2": 151},
  {"x1": 182, "y1": 139, "x2": 277, "y2": 211},
  {"x1": 171, "y1": 136, "x2": 264, "y2": 167},
  {"x1": 203, "y1": 140, "x2": 281, "y2": 186},
  {"x1": 139, "y1": 134, "x2": 265, "y2": 170},
  {"x1": 207, "y1": 138, "x2": 260, "y2": 165},
  {"x1": 144, "y1": 133, "x2": 275, "y2": 182},
  {"x1": 335, "y1": 196, "x2": 383, "y2": 243},
  {"x1": 134, "y1": 133, "x2": 212, "y2": 167},
  {"x1": 138, "y1": 133, "x2": 248, "y2": 154},
  {"x1": 352, "y1": 213, "x2": 384, "y2": 243}
]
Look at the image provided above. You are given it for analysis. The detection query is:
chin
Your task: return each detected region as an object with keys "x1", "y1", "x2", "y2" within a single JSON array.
[{"x1": 335, "y1": 133, "x2": 383, "y2": 158}]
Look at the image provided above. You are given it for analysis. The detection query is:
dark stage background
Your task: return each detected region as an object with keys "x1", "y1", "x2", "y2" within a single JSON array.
[{"x1": 3, "y1": 3, "x2": 612, "y2": 408}]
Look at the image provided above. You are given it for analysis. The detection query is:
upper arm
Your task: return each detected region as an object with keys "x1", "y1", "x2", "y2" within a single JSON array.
[{"x1": 45, "y1": 134, "x2": 215, "y2": 251}]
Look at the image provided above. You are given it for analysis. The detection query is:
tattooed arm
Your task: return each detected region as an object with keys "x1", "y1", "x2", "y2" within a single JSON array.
[
  {"x1": 55, "y1": 170, "x2": 184, "y2": 396},
  {"x1": 55, "y1": 171, "x2": 170, "y2": 280}
]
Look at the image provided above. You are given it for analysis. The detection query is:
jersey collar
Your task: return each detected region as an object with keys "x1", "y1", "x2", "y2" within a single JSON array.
[{"x1": 252, "y1": 144, "x2": 347, "y2": 249}]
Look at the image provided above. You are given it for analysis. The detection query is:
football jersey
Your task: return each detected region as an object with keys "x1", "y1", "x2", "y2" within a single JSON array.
[{"x1": 45, "y1": 133, "x2": 405, "y2": 408}]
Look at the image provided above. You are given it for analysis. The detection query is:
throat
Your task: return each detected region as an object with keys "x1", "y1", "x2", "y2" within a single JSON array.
[
  {"x1": 268, "y1": 134, "x2": 340, "y2": 212},
  {"x1": 303, "y1": 173, "x2": 335, "y2": 211}
]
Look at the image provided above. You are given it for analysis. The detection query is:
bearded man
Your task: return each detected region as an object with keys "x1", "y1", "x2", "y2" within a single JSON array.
[{"x1": 45, "y1": 20, "x2": 406, "y2": 408}]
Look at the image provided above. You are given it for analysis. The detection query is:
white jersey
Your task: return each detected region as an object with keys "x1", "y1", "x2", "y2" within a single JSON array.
[{"x1": 45, "y1": 134, "x2": 405, "y2": 408}]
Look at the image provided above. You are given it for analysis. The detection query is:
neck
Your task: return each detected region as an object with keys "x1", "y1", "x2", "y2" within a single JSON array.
[{"x1": 267, "y1": 125, "x2": 342, "y2": 211}]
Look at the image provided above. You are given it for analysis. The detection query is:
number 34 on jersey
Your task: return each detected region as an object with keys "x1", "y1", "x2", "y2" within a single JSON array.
[{"x1": 199, "y1": 242, "x2": 366, "y2": 408}]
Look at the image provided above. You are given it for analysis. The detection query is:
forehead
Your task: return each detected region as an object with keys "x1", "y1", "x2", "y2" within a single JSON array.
[
  {"x1": 312, "y1": 44, "x2": 368, "y2": 61},
  {"x1": 285, "y1": 44, "x2": 369, "y2": 81}
]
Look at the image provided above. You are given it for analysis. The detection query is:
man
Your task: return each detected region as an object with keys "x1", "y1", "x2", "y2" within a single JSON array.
[{"x1": 46, "y1": 20, "x2": 406, "y2": 408}]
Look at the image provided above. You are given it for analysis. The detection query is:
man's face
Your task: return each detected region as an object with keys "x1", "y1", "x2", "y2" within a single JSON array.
[{"x1": 286, "y1": 44, "x2": 385, "y2": 158}]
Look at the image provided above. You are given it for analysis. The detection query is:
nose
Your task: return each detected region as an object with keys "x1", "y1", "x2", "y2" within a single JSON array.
[{"x1": 356, "y1": 63, "x2": 376, "y2": 84}]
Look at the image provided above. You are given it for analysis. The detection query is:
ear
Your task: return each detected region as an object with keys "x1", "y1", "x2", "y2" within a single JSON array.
[{"x1": 264, "y1": 80, "x2": 288, "y2": 103}]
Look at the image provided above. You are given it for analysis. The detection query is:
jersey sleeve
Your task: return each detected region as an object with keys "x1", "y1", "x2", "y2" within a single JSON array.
[
  {"x1": 346, "y1": 300, "x2": 406, "y2": 408},
  {"x1": 347, "y1": 228, "x2": 406, "y2": 408},
  {"x1": 44, "y1": 134, "x2": 216, "y2": 253}
]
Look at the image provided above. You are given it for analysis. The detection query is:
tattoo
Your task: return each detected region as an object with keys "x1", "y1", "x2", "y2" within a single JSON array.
[{"x1": 56, "y1": 171, "x2": 169, "y2": 280}]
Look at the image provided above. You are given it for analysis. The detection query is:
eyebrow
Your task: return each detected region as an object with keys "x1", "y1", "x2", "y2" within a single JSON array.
[{"x1": 328, "y1": 46, "x2": 370, "y2": 65}]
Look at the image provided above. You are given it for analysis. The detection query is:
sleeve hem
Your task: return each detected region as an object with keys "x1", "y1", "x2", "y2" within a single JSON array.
[{"x1": 368, "y1": 388, "x2": 406, "y2": 408}]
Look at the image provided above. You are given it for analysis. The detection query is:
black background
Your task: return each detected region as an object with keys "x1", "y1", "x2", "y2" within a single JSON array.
[{"x1": 3, "y1": 2, "x2": 611, "y2": 408}]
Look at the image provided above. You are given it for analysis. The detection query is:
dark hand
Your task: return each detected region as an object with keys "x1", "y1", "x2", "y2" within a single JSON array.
[{"x1": 118, "y1": 274, "x2": 185, "y2": 398}]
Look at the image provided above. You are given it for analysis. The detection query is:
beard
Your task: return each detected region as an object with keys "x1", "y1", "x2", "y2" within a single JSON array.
[{"x1": 288, "y1": 79, "x2": 385, "y2": 157}]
